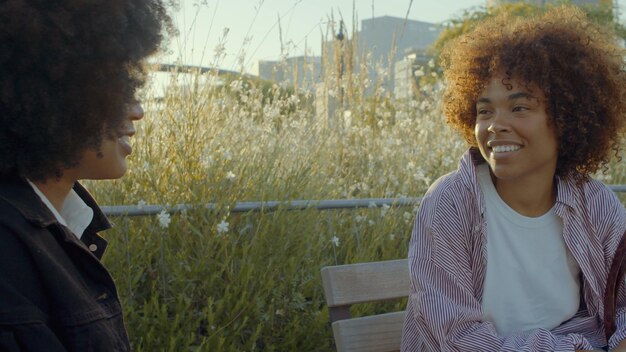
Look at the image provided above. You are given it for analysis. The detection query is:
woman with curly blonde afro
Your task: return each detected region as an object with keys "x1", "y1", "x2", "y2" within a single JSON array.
[{"x1": 402, "y1": 6, "x2": 626, "y2": 351}]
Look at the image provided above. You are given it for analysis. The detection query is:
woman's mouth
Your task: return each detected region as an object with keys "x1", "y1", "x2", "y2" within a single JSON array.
[
  {"x1": 491, "y1": 145, "x2": 521, "y2": 153},
  {"x1": 118, "y1": 135, "x2": 132, "y2": 155}
]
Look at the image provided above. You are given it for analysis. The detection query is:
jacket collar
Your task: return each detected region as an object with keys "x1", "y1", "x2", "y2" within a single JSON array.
[
  {"x1": 457, "y1": 148, "x2": 486, "y2": 199},
  {"x1": 0, "y1": 176, "x2": 111, "y2": 233}
]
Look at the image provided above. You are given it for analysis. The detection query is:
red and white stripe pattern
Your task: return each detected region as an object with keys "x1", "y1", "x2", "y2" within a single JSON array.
[{"x1": 401, "y1": 149, "x2": 626, "y2": 351}]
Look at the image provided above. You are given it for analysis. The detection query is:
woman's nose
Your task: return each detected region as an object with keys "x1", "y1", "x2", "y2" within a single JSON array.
[
  {"x1": 487, "y1": 112, "x2": 509, "y2": 133},
  {"x1": 128, "y1": 103, "x2": 144, "y2": 121}
]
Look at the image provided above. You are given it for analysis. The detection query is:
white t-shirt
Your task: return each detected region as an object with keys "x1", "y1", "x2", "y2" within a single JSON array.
[{"x1": 476, "y1": 164, "x2": 581, "y2": 336}]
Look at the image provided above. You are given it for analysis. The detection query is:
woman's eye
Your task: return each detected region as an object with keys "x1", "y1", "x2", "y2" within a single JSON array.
[{"x1": 512, "y1": 106, "x2": 528, "y2": 112}]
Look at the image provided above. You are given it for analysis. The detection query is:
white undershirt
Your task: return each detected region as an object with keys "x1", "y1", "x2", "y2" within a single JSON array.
[
  {"x1": 27, "y1": 180, "x2": 94, "y2": 239},
  {"x1": 476, "y1": 164, "x2": 580, "y2": 336}
]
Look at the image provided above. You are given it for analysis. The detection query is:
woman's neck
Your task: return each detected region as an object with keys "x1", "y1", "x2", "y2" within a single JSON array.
[
  {"x1": 491, "y1": 172, "x2": 557, "y2": 217},
  {"x1": 32, "y1": 176, "x2": 76, "y2": 212}
]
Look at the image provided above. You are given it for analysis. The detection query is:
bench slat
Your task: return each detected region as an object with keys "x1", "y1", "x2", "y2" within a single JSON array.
[
  {"x1": 321, "y1": 259, "x2": 410, "y2": 307},
  {"x1": 332, "y1": 311, "x2": 406, "y2": 352}
]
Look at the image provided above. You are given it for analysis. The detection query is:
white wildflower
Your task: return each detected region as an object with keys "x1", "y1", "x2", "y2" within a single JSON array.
[
  {"x1": 202, "y1": 155, "x2": 215, "y2": 168},
  {"x1": 414, "y1": 68, "x2": 425, "y2": 77},
  {"x1": 331, "y1": 235, "x2": 340, "y2": 247},
  {"x1": 137, "y1": 200, "x2": 146, "y2": 209},
  {"x1": 226, "y1": 171, "x2": 236, "y2": 181},
  {"x1": 380, "y1": 204, "x2": 390, "y2": 217},
  {"x1": 217, "y1": 220, "x2": 229, "y2": 235},
  {"x1": 157, "y1": 210, "x2": 171, "y2": 229},
  {"x1": 414, "y1": 168, "x2": 426, "y2": 183},
  {"x1": 229, "y1": 79, "x2": 243, "y2": 92},
  {"x1": 428, "y1": 59, "x2": 435, "y2": 68}
]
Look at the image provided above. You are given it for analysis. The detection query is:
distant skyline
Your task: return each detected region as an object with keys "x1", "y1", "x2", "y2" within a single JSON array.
[
  {"x1": 161, "y1": 0, "x2": 485, "y2": 73},
  {"x1": 160, "y1": 0, "x2": 624, "y2": 74}
]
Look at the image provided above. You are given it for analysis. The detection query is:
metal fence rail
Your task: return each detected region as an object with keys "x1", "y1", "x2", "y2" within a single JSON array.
[{"x1": 101, "y1": 185, "x2": 626, "y2": 217}]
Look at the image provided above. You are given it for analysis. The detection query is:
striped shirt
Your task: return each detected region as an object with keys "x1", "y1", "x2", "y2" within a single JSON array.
[{"x1": 401, "y1": 149, "x2": 626, "y2": 352}]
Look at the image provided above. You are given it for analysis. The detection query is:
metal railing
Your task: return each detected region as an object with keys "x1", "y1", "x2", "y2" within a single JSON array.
[{"x1": 101, "y1": 185, "x2": 626, "y2": 217}]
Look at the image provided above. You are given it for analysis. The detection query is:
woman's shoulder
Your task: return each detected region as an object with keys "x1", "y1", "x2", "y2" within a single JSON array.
[
  {"x1": 573, "y1": 178, "x2": 624, "y2": 211},
  {"x1": 0, "y1": 178, "x2": 49, "y2": 236},
  {"x1": 561, "y1": 177, "x2": 625, "y2": 235},
  {"x1": 416, "y1": 170, "x2": 480, "y2": 230},
  {"x1": 424, "y1": 170, "x2": 476, "y2": 205}
]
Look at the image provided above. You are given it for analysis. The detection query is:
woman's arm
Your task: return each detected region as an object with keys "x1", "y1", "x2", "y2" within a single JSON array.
[
  {"x1": 596, "y1": 188, "x2": 626, "y2": 350},
  {"x1": 611, "y1": 339, "x2": 626, "y2": 351},
  {"x1": 0, "y1": 224, "x2": 68, "y2": 351}
]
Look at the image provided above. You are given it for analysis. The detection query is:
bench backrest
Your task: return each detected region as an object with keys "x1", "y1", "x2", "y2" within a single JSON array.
[{"x1": 320, "y1": 259, "x2": 410, "y2": 352}]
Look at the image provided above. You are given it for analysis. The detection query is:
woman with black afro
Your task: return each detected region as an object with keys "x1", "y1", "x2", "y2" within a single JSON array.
[
  {"x1": 0, "y1": 0, "x2": 170, "y2": 350},
  {"x1": 401, "y1": 5, "x2": 626, "y2": 352}
]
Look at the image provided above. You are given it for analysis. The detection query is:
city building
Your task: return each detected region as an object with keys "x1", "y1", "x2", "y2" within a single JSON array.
[
  {"x1": 356, "y1": 16, "x2": 442, "y2": 95},
  {"x1": 393, "y1": 49, "x2": 431, "y2": 100},
  {"x1": 256, "y1": 55, "x2": 322, "y2": 92},
  {"x1": 320, "y1": 16, "x2": 442, "y2": 97}
]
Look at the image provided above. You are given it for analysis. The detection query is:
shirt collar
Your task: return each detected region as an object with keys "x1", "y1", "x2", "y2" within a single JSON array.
[
  {"x1": 27, "y1": 180, "x2": 94, "y2": 238},
  {"x1": 458, "y1": 148, "x2": 485, "y2": 196},
  {"x1": 554, "y1": 175, "x2": 581, "y2": 211}
]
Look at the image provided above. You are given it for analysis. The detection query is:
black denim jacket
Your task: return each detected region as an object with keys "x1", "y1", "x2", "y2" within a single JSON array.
[{"x1": 0, "y1": 177, "x2": 130, "y2": 351}]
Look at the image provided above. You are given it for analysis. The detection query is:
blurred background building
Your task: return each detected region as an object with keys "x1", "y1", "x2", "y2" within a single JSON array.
[{"x1": 257, "y1": 56, "x2": 322, "y2": 92}]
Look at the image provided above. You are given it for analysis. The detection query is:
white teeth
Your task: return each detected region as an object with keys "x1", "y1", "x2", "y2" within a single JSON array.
[{"x1": 492, "y1": 145, "x2": 521, "y2": 153}]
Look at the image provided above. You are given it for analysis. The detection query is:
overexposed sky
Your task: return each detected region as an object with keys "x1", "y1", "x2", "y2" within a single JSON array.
[{"x1": 163, "y1": 0, "x2": 487, "y2": 73}]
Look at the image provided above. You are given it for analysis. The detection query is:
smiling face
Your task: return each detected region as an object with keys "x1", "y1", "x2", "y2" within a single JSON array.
[
  {"x1": 474, "y1": 75, "x2": 559, "y2": 184},
  {"x1": 67, "y1": 103, "x2": 144, "y2": 181}
]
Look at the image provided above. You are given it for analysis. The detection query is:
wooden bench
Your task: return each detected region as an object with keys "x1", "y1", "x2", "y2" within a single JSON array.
[{"x1": 320, "y1": 259, "x2": 410, "y2": 352}]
